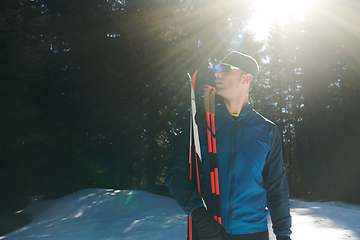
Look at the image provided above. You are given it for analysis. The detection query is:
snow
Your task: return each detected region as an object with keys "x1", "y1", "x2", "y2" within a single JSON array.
[{"x1": 2, "y1": 188, "x2": 360, "y2": 240}]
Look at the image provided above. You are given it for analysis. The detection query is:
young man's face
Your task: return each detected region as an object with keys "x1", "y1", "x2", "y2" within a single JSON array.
[{"x1": 214, "y1": 68, "x2": 249, "y2": 99}]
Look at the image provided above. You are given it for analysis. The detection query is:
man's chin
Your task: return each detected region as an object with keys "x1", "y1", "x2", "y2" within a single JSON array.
[{"x1": 215, "y1": 89, "x2": 224, "y2": 97}]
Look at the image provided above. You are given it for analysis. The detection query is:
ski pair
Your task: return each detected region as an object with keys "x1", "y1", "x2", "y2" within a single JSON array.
[
  {"x1": 203, "y1": 85, "x2": 221, "y2": 225},
  {"x1": 187, "y1": 71, "x2": 221, "y2": 240}
]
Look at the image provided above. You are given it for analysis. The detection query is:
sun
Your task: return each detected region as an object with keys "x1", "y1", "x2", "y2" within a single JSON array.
[
  {"x1": 255, "y1": 0, "x2": 312, "y2": 22},
  {"x1": 248, "y1": 0, "x2": 313, "y2": 40}
]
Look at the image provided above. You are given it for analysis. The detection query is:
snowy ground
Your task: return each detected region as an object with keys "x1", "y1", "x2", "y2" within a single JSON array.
[{"x1": 1, "y1": 188, "x2": 360, "y2": 240}]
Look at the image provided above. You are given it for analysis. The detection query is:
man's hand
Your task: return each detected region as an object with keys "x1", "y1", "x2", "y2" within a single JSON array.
[
  {"x1": 192, "y1": 207, "x2": 227, "y2": 240},
  {"x1": 277, "y1": 236, "x2": 291, "y2": 240}
]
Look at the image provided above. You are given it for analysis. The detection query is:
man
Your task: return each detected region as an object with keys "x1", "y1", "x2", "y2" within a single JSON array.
[{"x1": 165, "y1": 52, "x2": 292, "y2": 240}]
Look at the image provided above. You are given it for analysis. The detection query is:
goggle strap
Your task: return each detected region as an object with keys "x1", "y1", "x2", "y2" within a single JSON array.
[
  {"x1": 218, "y1": 63, "x2": 240, "y2": 70},
  {"x1": 215, "y1": 63, "x2": 248, "y2": 74}
]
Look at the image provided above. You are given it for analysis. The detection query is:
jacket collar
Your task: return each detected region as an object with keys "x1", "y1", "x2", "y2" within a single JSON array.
[{"x1": 219, "y1": 101, "x2": 254, "y2": 122}]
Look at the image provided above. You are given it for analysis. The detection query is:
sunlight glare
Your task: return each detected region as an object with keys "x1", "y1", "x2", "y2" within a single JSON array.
[{"x1": 248, "y1": 0, "x2": 313, "y2": 40}]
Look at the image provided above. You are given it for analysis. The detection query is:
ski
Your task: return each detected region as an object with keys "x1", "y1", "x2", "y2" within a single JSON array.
[
  {"x1": 187, "y1": 71, "x2": 202, "y2": 240},
  {"x1": 203, "y1": 85, "x2": 221, "y2": 224}
]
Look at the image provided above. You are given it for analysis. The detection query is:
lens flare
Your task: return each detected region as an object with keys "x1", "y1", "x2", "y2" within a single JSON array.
[{"x1": 229, "y1": 31, "x2": 244, "y2": 50}]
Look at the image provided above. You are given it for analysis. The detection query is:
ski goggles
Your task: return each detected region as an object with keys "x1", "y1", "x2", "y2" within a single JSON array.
[{"x1": 214, "y1": 63, "x2": 248, "y2": 74}]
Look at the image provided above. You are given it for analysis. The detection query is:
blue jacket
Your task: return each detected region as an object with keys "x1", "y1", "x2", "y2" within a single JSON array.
[{"x1": 165, "y1": 102, "x2": 291, "y2": 237}]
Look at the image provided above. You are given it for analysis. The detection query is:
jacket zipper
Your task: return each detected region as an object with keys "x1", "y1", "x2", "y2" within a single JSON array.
[{"x1": 227, "y1": 120, "x2": 237, "y2": 234}]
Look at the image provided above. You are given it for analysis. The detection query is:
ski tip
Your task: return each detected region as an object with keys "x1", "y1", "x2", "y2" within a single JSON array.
[
  {"x1": 187, "y1": 72, "x2": 192, "y2": 80},
  {"x1": 203, "y1": 85, "x2": 217, "y2": 97},
  {"x1": 192, "y1": 70, "x2": 198, "y2": 90},
  {"x1": 204, "y1": 85, "x2": 217, "y2": 91}
]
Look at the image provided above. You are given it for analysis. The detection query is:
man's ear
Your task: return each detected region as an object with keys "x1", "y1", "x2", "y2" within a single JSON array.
[{"x1": 243, "y1": 73, "x2": 253, "y2": 84}]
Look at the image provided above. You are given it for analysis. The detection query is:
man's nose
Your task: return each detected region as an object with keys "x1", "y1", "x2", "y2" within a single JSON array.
[{"x1": 214, "y1": 71, "x2": 222, "y2": 78}]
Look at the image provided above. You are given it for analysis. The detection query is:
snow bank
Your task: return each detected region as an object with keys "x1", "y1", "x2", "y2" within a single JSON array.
[
  {"x1": 2, "y1": 188, "x2": 360, "y2": 240},
  {"x1": 289, "y1": 199, "x2": 360, "y2": 239},
  {"x1": 3, "y1": 189, "x2": 187, "y2": 240}
]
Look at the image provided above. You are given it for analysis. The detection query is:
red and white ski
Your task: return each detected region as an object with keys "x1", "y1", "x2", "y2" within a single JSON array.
[{"x1": 187, "y1": 71, "x2": 203, "y2": 240}]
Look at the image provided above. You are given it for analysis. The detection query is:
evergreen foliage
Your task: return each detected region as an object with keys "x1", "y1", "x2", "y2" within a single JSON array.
[
  {"x1": 1, "y1": 0, "x2": 360, "y2": 213},
  {"x1": 252, "y1": 0, "x2": 360, "y2": 202}
]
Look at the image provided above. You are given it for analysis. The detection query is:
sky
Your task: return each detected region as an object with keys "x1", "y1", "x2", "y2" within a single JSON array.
[{"x1": 2, "y1": 188, "x2": 360, "y2": 240}]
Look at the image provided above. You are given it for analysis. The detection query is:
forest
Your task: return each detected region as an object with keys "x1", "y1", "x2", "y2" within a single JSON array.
[{"x1": 1, "y1": 0, "x2": 360, "y2": 214}]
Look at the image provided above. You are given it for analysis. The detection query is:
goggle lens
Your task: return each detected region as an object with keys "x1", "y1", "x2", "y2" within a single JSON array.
[{"x1": 215, "y1": 64, "x2": 229, "y2": 72}]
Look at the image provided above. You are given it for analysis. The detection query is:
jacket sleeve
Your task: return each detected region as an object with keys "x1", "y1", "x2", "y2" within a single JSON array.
[
  {"x1": 165, "y1": 119, "x2": 204, "y2": 215},
  {"x1": 262, "y1": 125, "x2": 292, "y2": 237}
]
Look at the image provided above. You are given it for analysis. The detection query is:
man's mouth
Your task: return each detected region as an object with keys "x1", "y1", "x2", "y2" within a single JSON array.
[{"x1": 215, "y1": 80, "x2": 223, "y2": 87}]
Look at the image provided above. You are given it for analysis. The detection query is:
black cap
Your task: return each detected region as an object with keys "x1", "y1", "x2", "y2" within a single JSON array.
[{"x1": 220, "y1": 52, "x2": 259, "y2": 86}]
